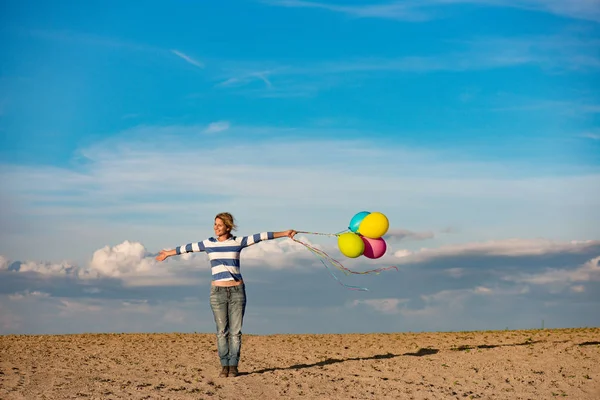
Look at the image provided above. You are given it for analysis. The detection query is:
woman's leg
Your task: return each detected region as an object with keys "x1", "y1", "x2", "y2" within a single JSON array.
[
  {"x1": 209, "y1": 286, "x2": 230, "y2": 367},
  {"x1": 227, "y1": 284, "x2": 247, "y2": 369}
]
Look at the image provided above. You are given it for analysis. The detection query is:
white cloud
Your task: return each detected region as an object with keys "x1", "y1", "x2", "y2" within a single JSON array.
[
  {"x1": 1, "y1": 125, "x2": 599, "y2": 264},
  {"x1": 473, "y1": 286, "x2": 492, "y2": 294},
  {"x1": 505, "y1": 256, "x2": 600, "y2": 286},
  {"x1": 6, "y1": 129, "x2": 599, "y2": 208},
  {"x1": 350, "y1": 287, "x2": 493, "y2": 317},
  {"x1": 350, "y1": 298, "x2": 409, "y2": 314},
  {"x1": 0, "y1": 240, "x2": 209, "y2": 286},
  {"x1": 264, "y1": 0, "x2": 445, "y2": 21},
  {"x1": 214, "y1": 33, "x2": 599, "y2": 99},
  {"x1": 203, "y1": 120, "x2": 231, "y2": 133},
  {"x1": 581, "y1": 132, "x2": 600, "y2": 140},
  {"x1": 218, "y1": 77, "x2": 241, "y2": 87},
  {"x1": 461, "y1": 35, "x2": 600, "y2": 72},
  {"x1": 394, "y1": 239, "x2": 600, "y2": 263},
  {"x1": 17, "y1": 260, "x2": 78, "y2": 275},
  {"x1": 89, "y1": 240, "x2": 155, "y2": 277},
  {"x1": 0, "y1": 237, "x2": 320, "y2": 288},
  {"x1": 571, "y1": 285, "x2": 585, "y2": 293},
  {"x1": 444, "y1": 267, "x2": 465, "y2": 277},
  {"x1": 496, "y1": 0, "x2": 600, "y2": 22},
  {"x1": 162, "y1": 308, "x2": 187, "y2": 324},
  {"x1": 0, "y1": 255, "x2": 9, "y2": 270},
  {"x1": 220, "y1": 49, "x2": 599, "y2": 92},
  {"x1": 121, "y1": 275, "x2": 203, "y2": 287},
  {"x1": 1, "y1": 235, "x2": 598, "y2": 334},
  {"x1": 242, "y1": 238, "x2": 312, "y2": 268},
  {"x1": 355, "y1": 285, "x2": 531, "y2": 317},
  {"x1": 9, "y1": 290, "x2": 51, "y2": 301},
  {"x1": 0, "y1": 294, "x2": 215, "y2": 335},
  {"x1": 120, "y1": 299, "x2": 151, "y2": 313},
  {"x1": 58, "y1": 299, "x2": 104, "y2": 317},
  {"x1": 254, "y1": 72, "x2": 273, "y2": 87},
  {"x1": 420, "y1": 288, "x2": 473, "y2": 307},
  {"x1": 171, "y1": 50, "x2": 204, "y2": 68},
  {"x1": 87, "y1": 240, "x2": 204, "y2": 286},
  {"x1": 394, "y1": 249, "x2": 412, "y2": 258},
  {"x1": 217, "y1": 70, "x2": 276, "y2": 88},
  {"x1": 266, "y1": 0, "x2": 600, "y2": 22},
  {"x1": 489, "y1": 98, "x2": 600, "y2": 116},
  {"x1": 27, "y1": 30, "x2": 209, "y2": 73}
]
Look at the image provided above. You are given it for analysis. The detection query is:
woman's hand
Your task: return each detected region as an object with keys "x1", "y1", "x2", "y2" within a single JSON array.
[
  {"x1": 283, "y1": 229, "x2": 297, "y2": 239},
  {"x1": 156, "y1": 250, "x2": 172, "y2": 262}
]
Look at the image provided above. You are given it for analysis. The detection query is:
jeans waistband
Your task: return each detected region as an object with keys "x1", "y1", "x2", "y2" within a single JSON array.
[{"x1": 211, "y1": 283, "x2": 245, "y2": 292}]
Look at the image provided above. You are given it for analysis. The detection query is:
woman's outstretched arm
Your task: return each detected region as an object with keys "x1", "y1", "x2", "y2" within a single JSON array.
[
  {"x1": 273, "y1": 230, "x2": 297, "y2": 239},
  {"x1": 158, "y1": 241, "x2": 207, "y2": 261}
]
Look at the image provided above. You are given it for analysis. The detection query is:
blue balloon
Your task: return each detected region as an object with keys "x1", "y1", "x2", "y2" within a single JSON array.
[{"x1": 349, "y1": 211, "x2": 371, "y2": 233}]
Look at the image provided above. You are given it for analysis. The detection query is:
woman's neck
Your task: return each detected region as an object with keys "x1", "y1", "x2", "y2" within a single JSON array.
[{"x1": 217, "y1": 233, "x2": 232, "y2": 242}]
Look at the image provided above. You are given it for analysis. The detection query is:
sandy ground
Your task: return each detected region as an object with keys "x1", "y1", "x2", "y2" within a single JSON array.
[{"x1": 1, "y1": 328, "x2": 599, "y2": 400}]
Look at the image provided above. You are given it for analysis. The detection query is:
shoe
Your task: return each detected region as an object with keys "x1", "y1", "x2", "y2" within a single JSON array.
[
  {"x1": 229, "y1": 366, "x2": 239, "y2": 377},
  {"x1": 219, "y1": 366, "x2": 229, "y2": 378}
]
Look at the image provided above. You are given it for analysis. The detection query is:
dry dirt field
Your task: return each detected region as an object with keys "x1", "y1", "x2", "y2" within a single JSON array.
[{"x1": 1, "y1": 328, "x2": 599, "y2": 399}]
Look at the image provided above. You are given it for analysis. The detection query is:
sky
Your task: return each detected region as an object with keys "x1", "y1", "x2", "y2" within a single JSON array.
[{"x1": 0, "y1": 0, "x2": 599, "y2": 336}]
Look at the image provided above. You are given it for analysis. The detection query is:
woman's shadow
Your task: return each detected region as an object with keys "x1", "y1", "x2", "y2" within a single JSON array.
[
  {"x1": 243, "y1": 337, "x2": 557, "y2": 376},
  {"x1": 243, "y1": 347, "x2": 438, "y2": 376}
]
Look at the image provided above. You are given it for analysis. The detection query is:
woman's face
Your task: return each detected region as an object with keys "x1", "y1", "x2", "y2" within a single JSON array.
[{"x1": 214, "y1": 218, "x2": 230, "y2": 237}]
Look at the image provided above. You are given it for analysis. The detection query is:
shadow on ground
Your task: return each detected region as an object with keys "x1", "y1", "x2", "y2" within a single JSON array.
[
  {"x1": 245, "y1": 349, "x2": 438, "y2": 375},
  {"x1": 246, "y1": 339, "x2": 554, "y2": 375},
  {"x1": 450, "y1": 339, "x2": 544, "y2": 351}
]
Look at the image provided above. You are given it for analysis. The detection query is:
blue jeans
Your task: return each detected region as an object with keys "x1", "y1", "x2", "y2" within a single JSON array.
[{"x1": 209, "y1": 284, "x2": 247, "y2": 367}]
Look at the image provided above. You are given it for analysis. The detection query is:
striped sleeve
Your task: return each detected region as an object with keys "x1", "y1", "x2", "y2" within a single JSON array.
[
  {"x1": 176, "y1": 240, "x2": 206, "y2": 254},
  {"x1": 239, "y1": 232, "x2": 274, "y2": 248}
]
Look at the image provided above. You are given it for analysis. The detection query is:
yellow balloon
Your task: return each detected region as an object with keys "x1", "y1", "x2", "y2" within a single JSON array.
[
  {"x1": 358, "y1": 212, "x2": 389, "y2": 239},
  {"x1": 337, "y1": 232, "x2": 365, "y2": 258}
]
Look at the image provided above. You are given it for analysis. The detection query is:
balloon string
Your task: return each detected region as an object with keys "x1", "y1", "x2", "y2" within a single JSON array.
[
  {"x1": 291, "y1": 238, "x2": 399, "y2": 290},
  {"x1": 318, "y1": 257, "x2": 369, "y2": 291},
  {"x1": 292, "y1": 238, "x2": 369, "y2": 291},
  {"x1": 293, "y1": 238, "x2": 399, "y2": 275},
  {"x1": 296, "y1": 230, "x2": 348, "y2": 237}
]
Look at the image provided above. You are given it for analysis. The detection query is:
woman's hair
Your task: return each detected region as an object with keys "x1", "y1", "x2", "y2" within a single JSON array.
[{"x1": 215, "y1": 212, "x2": 237, "y2": 232}]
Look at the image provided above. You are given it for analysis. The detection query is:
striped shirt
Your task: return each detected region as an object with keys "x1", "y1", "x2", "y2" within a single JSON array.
[{"x1": 176, "y1": 232, "x2": 275, "y2": 282}]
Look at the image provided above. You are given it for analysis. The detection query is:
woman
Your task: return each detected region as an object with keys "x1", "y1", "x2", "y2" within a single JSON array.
[{"x1": 156, "y1": 212, "x2": 297, "y2": 378}]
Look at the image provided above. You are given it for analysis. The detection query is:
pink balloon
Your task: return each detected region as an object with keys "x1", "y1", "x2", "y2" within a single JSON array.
[{"x1": 361, "y1": 236, "x2": 387, "y2": 259}]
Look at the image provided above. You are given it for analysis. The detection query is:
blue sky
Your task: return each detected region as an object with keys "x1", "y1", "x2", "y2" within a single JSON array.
[{"x1": 1, "y1": 0, "x2": 599, "y2": 335}]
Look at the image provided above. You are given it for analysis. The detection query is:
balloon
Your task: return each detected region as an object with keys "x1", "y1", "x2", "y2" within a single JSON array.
[
  {"x1": 337, "y1": 232, "x2": 365, "y2": 258},
  {"x1": 348, "y1": 211, "x2": 370, "y2": 233},
  {"x1": 361, "y1": 237, "x2": 387, "y2": 259},
  {"x1": 358, "y1": 212, "x2": 389, "y2": 239}
]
